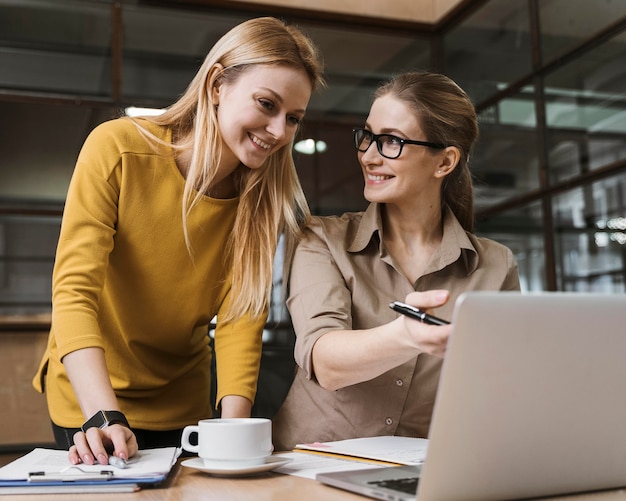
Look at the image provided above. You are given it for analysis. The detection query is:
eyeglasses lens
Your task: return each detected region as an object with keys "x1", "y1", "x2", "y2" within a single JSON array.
[
  {"x1": 379, "y1": 137, "x2": 401, "y2": 159},
  {"x1": 354, "y1": 129, "x2": 403, "y2": 159},
  {"x1": 354, "y1": 129, "x2": 372, "y2": 151}
]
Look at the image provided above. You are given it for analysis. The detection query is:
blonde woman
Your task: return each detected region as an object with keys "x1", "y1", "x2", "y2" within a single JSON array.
[{"x1": 33, "y1": 17, "x2": 324, "y2": 465}]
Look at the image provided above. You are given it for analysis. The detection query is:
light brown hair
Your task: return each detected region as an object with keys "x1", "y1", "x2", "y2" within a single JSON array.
[{"x1": 374, "y1": 71, "x2": 478, "y2": 232}]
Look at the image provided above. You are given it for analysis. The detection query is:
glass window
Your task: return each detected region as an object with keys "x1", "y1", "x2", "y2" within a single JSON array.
[
  {"x1": 544, "y1": 33, "x2": 626, "y2": 184},
  {"x1": 0, "y1": 215, "x2": 60, "y2": 315},
  {"x1": 444, "y1": 0, "x2": 533, "y2": 103},
  {"x1": 0, "y1": 0, "x2": 112, "y2": 97},
  {"x1": 475, "y1": 201, "x2": 546, "y2": 292},
  {"x1": 121, "y1": 4, "x2": 247, "y2": 104},
  {"x1": 472, "y1": 93, "x2": 540, "y2": 210},
  {"x1": 539, "y1": 0, "x2": 626, "y2": 62},
  {"x1": 553, "y1": 173, "x2": 626, "y2": 293},
  {"x1": 302, "y1": 24, "x2": 430, "y2": 118},
  {"x1": 0, "y1": 101, "x2": 114, "y2": 201}
]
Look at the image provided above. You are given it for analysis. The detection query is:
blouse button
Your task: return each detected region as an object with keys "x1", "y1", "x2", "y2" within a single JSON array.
[
  {"x1": 385, "y1": 417, "x2": 393, "y2": 426},
  {"x1": 396, "y1": 379, "x2": 404, "y2": 386}
]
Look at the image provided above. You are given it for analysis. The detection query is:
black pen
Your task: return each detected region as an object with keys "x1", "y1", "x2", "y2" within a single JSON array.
[{"x1": 389, "y1": 301, "x2": 450, "y2": 326}]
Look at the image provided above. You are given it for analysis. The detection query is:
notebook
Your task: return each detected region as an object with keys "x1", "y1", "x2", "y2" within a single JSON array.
[{"x1": 317, "y1": 291, "x2": 626, "y2": 501}]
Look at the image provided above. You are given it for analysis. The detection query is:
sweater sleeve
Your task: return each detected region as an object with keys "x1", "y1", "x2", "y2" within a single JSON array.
[
  {"x1": 52, "y1": 121, "x2": 123, "y2": 358},
  {"x1": 213, "y1": 285, "x2": 266, "y2": 408}
]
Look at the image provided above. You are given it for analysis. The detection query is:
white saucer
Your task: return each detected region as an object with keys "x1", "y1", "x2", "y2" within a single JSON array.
[{"x1": 181, "y1": 456, "x2": 291, "y2": 477}]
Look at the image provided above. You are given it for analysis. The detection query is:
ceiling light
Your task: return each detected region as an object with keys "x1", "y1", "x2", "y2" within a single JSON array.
[
  {"x1": 294, "y1": 139, "x2": 327, "y2": 155},
  {"x1": 125, "y1": 106, "x2": 166, "y2": 117},
  {"x1": 315, "y1": 141, "x2": 328, "y2": 153}
]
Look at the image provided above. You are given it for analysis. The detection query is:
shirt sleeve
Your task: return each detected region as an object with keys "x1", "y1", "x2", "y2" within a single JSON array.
[
  {"x1": 287, "y1": 223, "x2": 354, "y2": 380},
  {"x1": 502, "y1": 247, "x2": 521, "y2": 291}
]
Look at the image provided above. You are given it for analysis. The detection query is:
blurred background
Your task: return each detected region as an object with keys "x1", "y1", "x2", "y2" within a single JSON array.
[{"x1": 0, "y1": 0, "x2": 624, "y2": 454}]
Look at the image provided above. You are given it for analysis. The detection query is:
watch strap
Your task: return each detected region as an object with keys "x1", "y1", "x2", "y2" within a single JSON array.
[{"x1": 81, "y1": 410, "x2": 130, "y2": 432}]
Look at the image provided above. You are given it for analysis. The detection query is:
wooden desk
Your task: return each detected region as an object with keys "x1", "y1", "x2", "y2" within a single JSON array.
[{"x1": 8, "y1": 460, "x2": 626, "y2": 501}]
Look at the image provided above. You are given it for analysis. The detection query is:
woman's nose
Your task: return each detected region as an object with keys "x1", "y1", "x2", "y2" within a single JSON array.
[
  {"x1": 360, "y1": 140, "x2": 382, "y2": 164},
  {"x1": 266, "y1": 116, "x2": 287, "y2": 142}
]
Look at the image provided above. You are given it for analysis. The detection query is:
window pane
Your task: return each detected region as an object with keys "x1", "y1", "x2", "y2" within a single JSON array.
[
  {"x1": 444, "y1": 0, "x2": 532, "y2": 103},
  {"x1": 540, "y1": 0, "x2": 626, "y2": 62},
  {"x1": 0, "y1": 101, "x2": 114, "y2": 201},
  {"x1": 121, "y1": 4, "x2": 246, "y2": 103},
  {"x1": 476, "y1": 201, "x2": 546, "y2": 292},
  {"x1": 302, "y1": 24, "x2": 430, "y2": 118},
  {"x1": 0, "y1": 215, "x2": 59, "y2": 315},
  {"x1": 473, "y1": 91, "x2": 540, "y2": 210},
  {"x1": 0, "y1": 0, "x2": 111, "y2": 97},
  {"x1": 545, "y1": 34, "x2": 626, "y2": 184},
  {"x1": 553, "y1": 173, "x2": 626, "y2": 292}
]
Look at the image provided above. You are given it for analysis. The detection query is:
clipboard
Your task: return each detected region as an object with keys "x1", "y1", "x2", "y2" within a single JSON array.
[
  {"x1": 0, "y1": 447, "x2": 179, "y2": 494},
  {"x1": 28, "y1": 467, "x2": 114, "y2": 482}
]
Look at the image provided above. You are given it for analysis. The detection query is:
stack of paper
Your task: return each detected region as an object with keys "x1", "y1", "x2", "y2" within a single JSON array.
[{"x1": 0, "y1": 447, "x2": 180, "y2": 495}]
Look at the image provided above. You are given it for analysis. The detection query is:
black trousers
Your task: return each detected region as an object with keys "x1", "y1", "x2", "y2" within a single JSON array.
[{"x1": 51, "y1": 421, "x2": 191, "y2": 455}]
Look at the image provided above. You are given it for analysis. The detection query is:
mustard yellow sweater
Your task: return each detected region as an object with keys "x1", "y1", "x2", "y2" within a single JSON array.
[{"x1": 33, "y1": 118, "x2": 266, "y2": 429}]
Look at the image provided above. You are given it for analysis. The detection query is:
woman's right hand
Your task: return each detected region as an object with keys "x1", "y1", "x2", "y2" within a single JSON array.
[
  {"x1": 69, "y1": 424, "x2": 138, "y2": 466},
  {"x1": 401, "y1": 289, "x2": 452, "y2": 358},
  {"x1": 62, "y1": 348, "x2": 138, "y2": 465}
]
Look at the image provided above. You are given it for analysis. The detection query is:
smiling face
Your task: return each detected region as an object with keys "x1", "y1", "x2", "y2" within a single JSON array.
[
  {"x1": 359, "y1": 93, "x2": 449, "y2": 208},
  {"x1": 212, "y1": 64, "x2": 313, "y2": 172}
]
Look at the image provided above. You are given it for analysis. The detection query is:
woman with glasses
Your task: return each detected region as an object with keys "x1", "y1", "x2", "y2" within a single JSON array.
[{"x1": 272, "y1": 71, "x2": 519, "y2": 450}]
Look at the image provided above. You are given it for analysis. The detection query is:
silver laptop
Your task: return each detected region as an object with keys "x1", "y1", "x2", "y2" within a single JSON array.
[{"x1": 317, "y1": 291, "x2": 626, "y2": 501}]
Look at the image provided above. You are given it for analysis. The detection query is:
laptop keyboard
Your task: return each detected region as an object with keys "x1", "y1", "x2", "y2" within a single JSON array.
[{"x1": 368, "y1": 476, "x2": 419, "y2": 494}]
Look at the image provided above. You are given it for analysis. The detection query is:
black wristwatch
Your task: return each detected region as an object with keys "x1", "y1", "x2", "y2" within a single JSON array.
[{"x1": 81, "y1": 410, "x2": 130, "y2": 432}]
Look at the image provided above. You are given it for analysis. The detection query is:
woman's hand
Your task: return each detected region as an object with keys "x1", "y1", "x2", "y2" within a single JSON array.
[
  {"x1": 401, "y1": 289, "x2": 451, "y2": 358},
  {"x1": 62, "y1": 348, "x2": 138, "y2": 465},
  {"x1": 312, "y1": 289, "x2": 453, "y2": 390},
  {"x1": 69, "y1": 424, "x2": 138, "y2": 466}
]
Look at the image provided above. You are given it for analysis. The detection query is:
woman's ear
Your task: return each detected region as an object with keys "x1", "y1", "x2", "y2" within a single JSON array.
[
  {"x1": 208, "y1": 63, "x2": 225, "y2": 105},
  {"x1": 435, "y1": 146, "x2": 461, "y2": 178}
]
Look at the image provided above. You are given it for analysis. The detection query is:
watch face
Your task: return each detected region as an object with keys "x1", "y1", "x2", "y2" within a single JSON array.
[
  {"x1": 82, "y1": 410, "x2": 107, "y2": 432},
  {"x1": 82, "y1": 410, "x2": 129, "y2": 432}
]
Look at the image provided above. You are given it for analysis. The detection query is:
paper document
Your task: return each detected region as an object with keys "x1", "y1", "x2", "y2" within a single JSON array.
[
  {"x1": 295, "y1": 436, "x2": 428, "y2": 465},
  {"x1": 275, "y1": 436, "x2": 429, "y2": 479},
  {"x1": 274, "y1": 451, "x2": 384, "y2": 480}
]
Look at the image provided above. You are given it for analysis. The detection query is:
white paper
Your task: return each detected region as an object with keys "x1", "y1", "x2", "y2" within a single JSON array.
[
  {"x1": 0, "y1": 447, "x2": 180, "y2": 481},
  {"x1": 273, "y1": 451, "x2": 384, "y2": 479},
  {"x1": 294, "y1": 436, "x2": 428, "y2": 465}
]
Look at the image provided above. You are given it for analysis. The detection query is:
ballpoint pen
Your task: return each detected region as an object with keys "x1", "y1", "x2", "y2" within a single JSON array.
[{"x1": 389, "y1": 301, "x2": 450, "y2": 326}]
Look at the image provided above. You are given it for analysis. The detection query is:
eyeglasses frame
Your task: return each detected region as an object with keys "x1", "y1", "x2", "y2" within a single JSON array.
[{"x1": 352, "y1": 127, "x2": 446, "y2": 159}]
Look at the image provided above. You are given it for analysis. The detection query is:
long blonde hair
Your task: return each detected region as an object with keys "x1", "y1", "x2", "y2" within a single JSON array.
[{"x1": 137, "y1": 17, "x2": 325, "y2": 322}]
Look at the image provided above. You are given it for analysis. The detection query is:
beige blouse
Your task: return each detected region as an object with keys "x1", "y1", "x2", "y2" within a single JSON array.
[{"x1": 272, "y1": 203, "x2": 520, "y2": 451}]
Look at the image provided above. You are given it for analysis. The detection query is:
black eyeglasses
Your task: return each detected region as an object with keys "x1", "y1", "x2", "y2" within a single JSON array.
[{"x1": 353, "y1": 128, "x2": 445, "y2": 159}]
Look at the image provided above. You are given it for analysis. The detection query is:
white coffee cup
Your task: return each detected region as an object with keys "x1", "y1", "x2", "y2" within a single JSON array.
[{"x1": 181, "y1": 418, "x2": 272, "y2": 467}]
